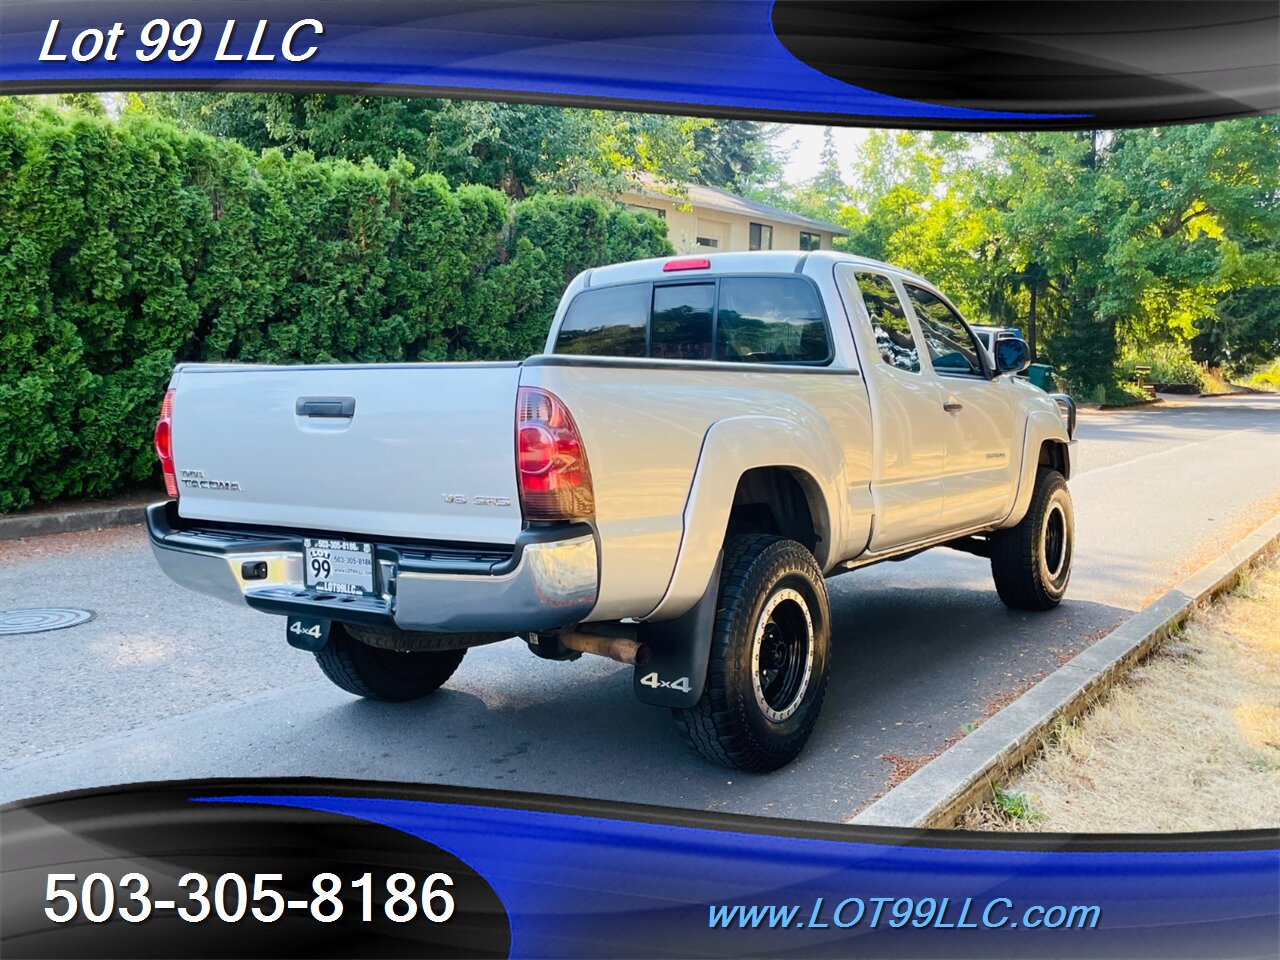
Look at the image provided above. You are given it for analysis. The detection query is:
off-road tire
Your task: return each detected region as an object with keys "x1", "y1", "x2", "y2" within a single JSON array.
[
  {"x1": 315, "y1": 624, "x2": 466, "y2": 701},
  {"x1": 673, "y1": 535, "x2": 831, "y2": 772},
  {"x1": 991, "y1": 468, "x2": 1074, "y2": 611}
]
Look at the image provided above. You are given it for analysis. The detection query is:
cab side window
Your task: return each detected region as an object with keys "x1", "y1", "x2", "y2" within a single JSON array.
[
  {"x1": 904, "y1": 284, "x2": 986, "y2": 377},
  {"x1": 857, "y1": 272, "x2": 920, "y2": 374}
]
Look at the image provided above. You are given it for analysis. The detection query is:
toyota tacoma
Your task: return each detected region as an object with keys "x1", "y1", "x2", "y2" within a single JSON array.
[{"x1": 148, "y1": 251, "x2": 1077, "y2": 771}]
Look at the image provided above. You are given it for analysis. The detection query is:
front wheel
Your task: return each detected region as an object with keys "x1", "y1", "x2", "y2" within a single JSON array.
[
  {"x1": 990, "y1": 468, "x2": 1074, "y2": 611},
  {"x1": 315, "y1": 624, "x2": 466, "y2": 701},
  {"x1": 673, "y1": 535, "x2": 831, "y2": 772}
]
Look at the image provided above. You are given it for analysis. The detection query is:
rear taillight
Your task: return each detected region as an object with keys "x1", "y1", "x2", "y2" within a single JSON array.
[
  {"x1": 154, "y1": 389, "x2": 177, "y2": 498},
  {"x1": 516, "y1": 386, "x2": 594, "y2": 521}
]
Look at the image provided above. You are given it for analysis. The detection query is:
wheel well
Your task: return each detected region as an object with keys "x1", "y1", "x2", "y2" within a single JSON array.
[
  {"x1": 1038, "y1": 440, "x2": 1070, "y2": 479},
  {"x1": 725, "y1": 467, "x2": 821, "y2": 554}
]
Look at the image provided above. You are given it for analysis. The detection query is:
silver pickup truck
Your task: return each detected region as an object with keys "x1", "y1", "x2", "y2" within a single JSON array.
[{"x1": 148, "y1": 251, "x2": 1076, "y2": 771}]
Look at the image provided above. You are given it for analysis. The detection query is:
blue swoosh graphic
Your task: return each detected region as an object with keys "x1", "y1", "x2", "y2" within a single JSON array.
[
  {"x1": 0, "y1": 0, "x2": 1083, "y2": 122},
  {"x1": 197, "y1": 794, "x2": 1278, "y2": 958}
]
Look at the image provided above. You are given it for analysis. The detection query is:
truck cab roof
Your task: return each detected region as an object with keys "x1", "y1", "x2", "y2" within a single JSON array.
[{"x1": 576, "y1": 249, "x2": 929, "y2": 291}]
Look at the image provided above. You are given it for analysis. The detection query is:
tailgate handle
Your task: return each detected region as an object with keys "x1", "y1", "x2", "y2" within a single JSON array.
[{"x1": 296, "y1": 396, "x2": 356, "y2": 418}]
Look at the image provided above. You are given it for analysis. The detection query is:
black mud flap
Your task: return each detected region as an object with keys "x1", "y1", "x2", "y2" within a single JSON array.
[
  {"x1": 285, "y1": 615, "x2": 331, "y2": 652},
  {"x1": 634, "y1": 553, "x2": 722, "y2": 709}
]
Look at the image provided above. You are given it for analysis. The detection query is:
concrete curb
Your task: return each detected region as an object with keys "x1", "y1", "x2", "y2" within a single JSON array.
[
  {"x1": 0, "y1": 502, "x2": 150, "y2": 540},
  {"x1": 850, "y1": 513, "x2": 1280, "y2": 829}
]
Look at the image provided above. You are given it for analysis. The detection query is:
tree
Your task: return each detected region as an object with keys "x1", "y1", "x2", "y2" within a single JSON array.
[
  {"x1": 1, "y1": 92, "x2": 106, "y2": 118},
  {"x1": 1194, "y1": 281, "x2": 1280, "y2": 370},
  {"x1": 758, "y1": 127, "x2": 851, "y2": 225},
  {"x1": 836, "y1": 119, "x2": 1280, "y2": 392},
  {"x1": 0, "y1": 102, "x2": 674, "y2": 509},
  {"x1": 139, "y1": 93, "x2": 715, "y2": 198},
  {"x1": 690, "y1": 119, "x2": 781, "y2": 191},
  {"x1": 813, "y1": 128, "x2": 843, "y2": 197}
]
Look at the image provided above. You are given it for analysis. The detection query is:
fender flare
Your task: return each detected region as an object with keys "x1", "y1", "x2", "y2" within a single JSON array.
[
  {"x1": 632, "y1": 415, "x2": 842, "y2": 707},
  {"x1": 644, "y1": 415, "x2": 841, "y2": 623},
  {"x1": 999, "y1": 409, "x2": 1072, "y2": 529}
]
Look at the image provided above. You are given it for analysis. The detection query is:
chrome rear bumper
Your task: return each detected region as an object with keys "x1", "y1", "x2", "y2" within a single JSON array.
[{"x1": 145, "y1": 501, "x2": 598, "y2": 633}]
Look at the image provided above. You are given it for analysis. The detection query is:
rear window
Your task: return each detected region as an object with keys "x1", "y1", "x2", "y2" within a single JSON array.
[
  {"x1": 652, "y1": 283, "x2": 714, "y2": 360},
  {"x1": 717, "y1": 277, "x2": 828, "y2": 363},
  {"x1": 554, "y1": 283, "x2": 648, "y2": 357},
  {"x1": 553, "y1": 275, "x2": 829, "y2": 365}
]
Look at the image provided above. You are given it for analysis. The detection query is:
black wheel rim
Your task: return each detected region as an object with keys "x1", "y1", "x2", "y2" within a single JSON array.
[
  {"x1": 751, "y1": 587, "x2": 814, "y2": 723},
  {"x1": 1044, "y1": 502, "x2": 1068, "y2": 582}
]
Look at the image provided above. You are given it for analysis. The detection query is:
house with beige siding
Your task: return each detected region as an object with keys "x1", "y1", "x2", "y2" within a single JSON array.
[{"x1": 617, "y1": 178, "x2": 847, "y2": 254}]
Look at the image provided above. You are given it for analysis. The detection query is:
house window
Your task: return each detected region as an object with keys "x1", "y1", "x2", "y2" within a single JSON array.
[
  {"x1": 625, "y1": 203, "x2": 666, "y2": 220},
  {"x1": 695, "y1": 218, "x2": 727, "y2": 250},
  {"x1": 800, "y1": 232, "x2": 822, "y2": 251},
  {"x1": 748, "y1": 223, "x2": 773, "y2": 251}
]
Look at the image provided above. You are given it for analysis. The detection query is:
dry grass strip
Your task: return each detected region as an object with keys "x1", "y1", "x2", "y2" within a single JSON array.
[{"x1": 963, "y1": 554, "x2": 1280, "y2": 832}]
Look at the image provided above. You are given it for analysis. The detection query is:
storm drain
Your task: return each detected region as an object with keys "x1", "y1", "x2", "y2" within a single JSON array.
[{"x1": 0, "y1": 608, "x2": 95, "y2": 636}]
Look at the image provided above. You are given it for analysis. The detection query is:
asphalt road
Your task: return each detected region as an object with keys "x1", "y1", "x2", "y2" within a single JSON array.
[{"x1": 3, "y1": 395, "x2": 1277, "y2": 821}]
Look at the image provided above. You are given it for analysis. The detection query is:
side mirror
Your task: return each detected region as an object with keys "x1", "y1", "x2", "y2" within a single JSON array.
[{"x1": 994, "y1": 337, "x2": 1031, "y2": 375}]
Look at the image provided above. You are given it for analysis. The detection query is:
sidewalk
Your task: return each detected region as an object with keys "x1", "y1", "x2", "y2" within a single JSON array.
[
  {"x1": 0, "y1": 490, "x2": 159, "y2": 540},
  {"x1": 962, "y1": 553, "x2": 1280, "y2": 833}
]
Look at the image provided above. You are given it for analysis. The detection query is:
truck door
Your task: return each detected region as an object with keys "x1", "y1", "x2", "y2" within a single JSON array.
[
  {"x1": 901, "y1": 283, "x2": 1020, "y2": 529},
  {"x1": 840, "y1": 268, "x2": 948, "y2": 549}
]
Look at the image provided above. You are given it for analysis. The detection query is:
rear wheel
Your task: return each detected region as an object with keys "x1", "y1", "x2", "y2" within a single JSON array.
[
  {"x1": 315, "y1": 624, "x2": 466, "y2": 701},
  {"x1": 673, "y1": 535, "x2": 831, "y2": 772},
  {"x1": 991, "y1": 468, "x2": 1074, "y2": 610}
]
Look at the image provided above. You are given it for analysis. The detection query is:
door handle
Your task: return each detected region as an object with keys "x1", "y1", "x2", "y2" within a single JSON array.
[
  {"x1": 943, "y1": 400, "x2": 964, "y2": 413},
  {"x1": 296, "y1": 396, "x2": 356, "y2": 418}
]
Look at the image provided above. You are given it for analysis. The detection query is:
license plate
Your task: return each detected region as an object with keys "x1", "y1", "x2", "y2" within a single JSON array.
[{"x1": 304, "y1": 538, "x2": 375, "y2": 596}]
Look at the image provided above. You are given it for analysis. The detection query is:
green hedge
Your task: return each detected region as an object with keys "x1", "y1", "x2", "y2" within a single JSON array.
[
  {"x1": 0, "y1": 105, "x2": 671, "y2": 511},
  {"x1": 1117, "y1": 341, "x2": 1205, "y2": 389}
]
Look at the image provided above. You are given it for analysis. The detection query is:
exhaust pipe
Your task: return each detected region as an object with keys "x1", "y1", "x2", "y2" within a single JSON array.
[{"x1": 558, "y1": 631, "x2": 651, "y2": 666}]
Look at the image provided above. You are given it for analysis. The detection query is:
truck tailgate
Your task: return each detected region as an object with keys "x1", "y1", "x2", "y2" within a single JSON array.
[{"x1": 170, "y1": 363, "x2": 524, "y2": 544}]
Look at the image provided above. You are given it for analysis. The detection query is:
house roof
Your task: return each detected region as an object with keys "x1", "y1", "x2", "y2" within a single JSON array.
[{"x1": 628, "y1": 176, "x2": 849, "y2": 236}]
